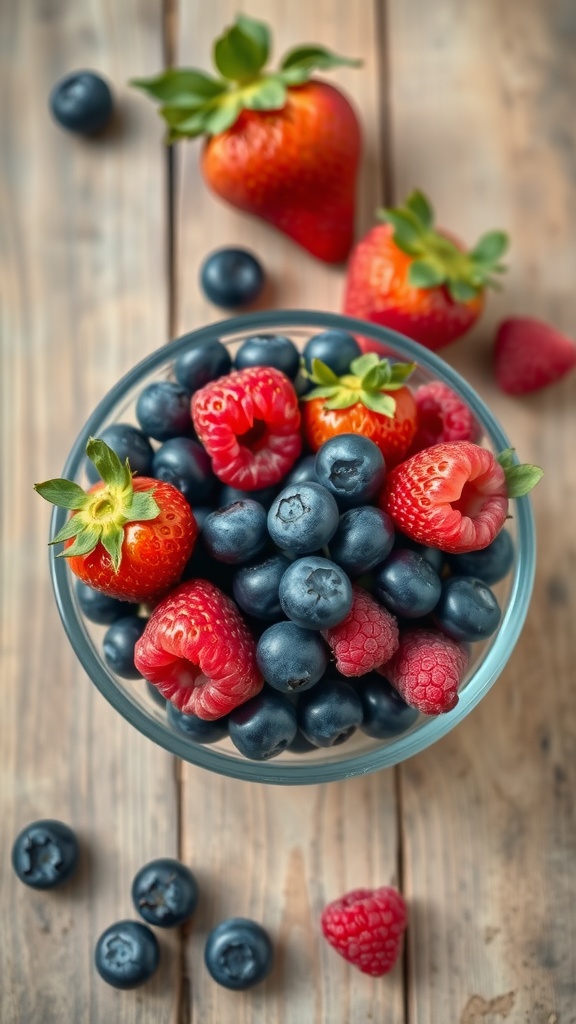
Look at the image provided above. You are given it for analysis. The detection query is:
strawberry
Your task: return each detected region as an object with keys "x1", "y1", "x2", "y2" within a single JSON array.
[
  {"x1": 321, "y1": 585, "x2": 399, "y2": 677},
  {"x1": 380, "y1": 627, "x2": 469, "y2": 715},
  {"x1": 300, "y1": 353, "x2": 417, "y2": 466},
  {"x1": 494, "y1": 315, "x2": 576, "y2": 394},
  {"x1": 34, "y1": 439, "x2": 197, "y2": 602},
  {"x1": 191, "y1": 364, "x2": 302, "y2": 490},
  {"x1": 343, "y1": 190, "x2": 508, "y2": 351},
  {"x1": 134, "y1": 578, "x2": 262, "y2": 720},
  {"x1": 379, "y1": 441, "x2": 542, "y2": 554},
  {"x1": 321, "y1": 886, "x2": 407, "y2": 976},
  {"x1": 132, "y1": 15, "x2": 361, "y2": 263},
  {"x1": 409, "y1": 380, "x2": 481, "y2": 453}
]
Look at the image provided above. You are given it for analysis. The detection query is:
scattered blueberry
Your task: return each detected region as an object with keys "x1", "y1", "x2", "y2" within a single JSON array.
[
  {"x1": 131, "y1": 857, "x2": 199, "y2": 928},
  {"x1": 152, "y1": 437, "x2": 217, "y2": 505},
  {"x1": 204, "y1": 917, "x2": 273, "y2": 989},
  {"x1": 374, "y1": 548, "x2": 442, "y2": 618},
  {"x1": 447, "y1": 529, "x2": 514, "y2": 585},
  {"x1": 12, "y1": 820, "x2": 79, "y2": 889},
  {"x1": 85, "y1": 423, "x2": 154, "y2": 484},
  {"x1": 75, "y1": 580, "x2": 136, "y2": 625},
  {"x1": 433, "y1": 576, "x2": 502, "y2": 642},
  {"x1": 329, "y1": 506, "x2": 395, "y2": 576},
  {"x1": 297, "y1": 676, "x2": 363, "y2": 747},
  {"x1": 234, "y1": 334, "x2": 300, "y2": 379},
  {"x1": 284, "y1": 454, "x2": 319, "y2": 486},
  {"x1": 279, "y1": 556, "x2": 353, "y2": 630},
  {"x1": 355, "y1": 673, "x2": 419, "y2": 739},
  {"x1": 102, "y1": 615, "x2": 148, "y2": 678},
  {"x1": 94, "y1": 920, "x2": 160, "y2": 989},
  {"x1": 228, "y1": 689, "x2": 297, "y2": 760},
  {"x1": 202, "y1": 500, "x2": 268, "y2": 564},
  {"x1": 135, "y1": 381, "x2": 193, "y2": 441},
  {"x1": 302, "y1": 330, "x2": 361, "y2": 375},
  {"x1": 256, "y1": 621, "x2": 328, "y2": 692},
  {"x1": 200, "y1": 248, "x2": 264, "y2": 308},
  {"x1": 49, "y1": 70, "x2": 113, "y2": 135},
  {"x1": 314, "y1": 433, "x2": 386, "y2": 508},
  {"x1": 267, "y1": 481, "x2": 339, "y2": 555},
  {"x1": 174, "y1": 335, "x2": 232, "y2": 392},
  {"x1": 167, "y1": 700, "x2": 229, "y2": 743},
  {"x1": 232, "y1": 553, "x2": 291, "y2": 621}
]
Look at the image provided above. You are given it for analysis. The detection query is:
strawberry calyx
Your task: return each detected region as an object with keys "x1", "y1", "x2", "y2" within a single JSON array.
[
  {"x1": 497, "y1": 448, "x2": 543, "y2": 497},
  {"x1": 377, "y1": 190, "x2": 509, "y2": 303},
  {"x1": 301, "y1": 353, "x2": 415, "y2": 418},
  {"x1": 34, "y1": 438, "x2": 160, "y2": 571},
  {"x1": 131, "y1": 14, "x2": 361, "y2": 141}
]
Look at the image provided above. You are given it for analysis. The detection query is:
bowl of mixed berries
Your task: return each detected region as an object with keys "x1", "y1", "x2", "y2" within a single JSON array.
[{"x1": 37, "y1": 310, "x2": 539, "y2": 783}]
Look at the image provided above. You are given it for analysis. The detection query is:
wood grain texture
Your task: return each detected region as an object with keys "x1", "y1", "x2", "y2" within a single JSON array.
[
  {"x1": 0, "y1": 2, "x2": 180, "y2": 1021},
  {"x1": 386, "y1": 0, "x2": 576, "y2": 1019}
]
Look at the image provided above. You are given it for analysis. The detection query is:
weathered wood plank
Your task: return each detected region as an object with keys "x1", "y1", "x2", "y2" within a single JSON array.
[
  {"x1": 386, "y1": 0, "x2": 576, "y2": 1019},
  {"x1": 0, "y1": 2, "x2": 180, "y2": 1021}
]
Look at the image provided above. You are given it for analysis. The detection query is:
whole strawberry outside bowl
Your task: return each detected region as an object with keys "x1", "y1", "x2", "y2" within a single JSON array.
[{"x1": 48, "y1": 311, "x2": 536, "y2": 784}]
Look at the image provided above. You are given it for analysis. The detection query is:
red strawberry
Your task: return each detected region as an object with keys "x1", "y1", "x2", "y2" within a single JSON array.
[
  {"x1": 134, "y1": 579, "x2": 263, "y2": 720},
  {"x1": 379, "y1": 440, "x2": 542, "y2": 554},
  {"x1": 380, "y1": 627, "x2": 469, "y2": 715},
  {"x1": 321, "y1": 886, "x2": 407, "y2": 976},
  {"x1": 409, "y1": 380, "x2": 481, "y2": 453},
  {"x1": 494, "y1": 316, "x2": 576, "y2": 394},
  {"x1": 35, "y1": 439, "x2": 197, "y2": 602},
  {"x1": 132, "y1": 15, "x2": 361, "y2": 263},
  {"x1": 343, "y1": 190, "x2": 508, "y2": 351},
  {"x1": 191, "y1": 365, "x2": 302, "y2": 490},
  {"x1": 321, "y1": 585, "x2": 399, "y2": 677},
  {"x1": 301, "y1": 353, "x2": 417, "y2": 467}
]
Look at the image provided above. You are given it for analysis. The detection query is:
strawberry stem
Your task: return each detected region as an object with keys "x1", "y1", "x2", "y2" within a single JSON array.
[
  {"x1": 301, "y1": 355, "x2": 415, "y2": 418},
  {"x1": 497, "y1": 448, "x2": 543, "y2": 497}
]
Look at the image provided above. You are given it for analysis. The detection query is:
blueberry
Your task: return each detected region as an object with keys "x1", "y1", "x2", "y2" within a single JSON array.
[
  {"x1": 85, "y1": 423, "x2": 154, "y2": 484},
  {"x1": 131, "y1": 857, "x2": 199, "y2": 928},
  {"x1": 12, "y1": 820, "x2": 79, "y2": 889},
  {"x1": 174, "y1": 335, "x2": 232, "y2": 392},
  {"x1": 218, "y1": 482, "x2": 280, "y2": 510},
  {"x1": 279, "y1": 556, "x2": 353, "y2": 630},
  {"x1": 297, "y1": 676, "x2": 363, "y2": 747},
  {"x1": 228, "y1": 689, "x2": 297, "y2": 760},
  {"x1": 75, "y1": 580, "x2": 136, "y2": 624},
  {"x1": 256, "y1": 622, "x2": 328, "y2": 692},
  {"x1": 202, "y1": 500, "x2": 268, "y2": 564},
  {"x1": 447, "y1": 529, "x2": 514, "y2": 585},
  {"x1": 314, "y1": 434, "x2": 386, "y2": 508},
  {"x1": 200, "y1": 248, "x2": 265, "y2": 309},
  {"x1": 302, "y1": 330, "x2": 361, "y2": 375},
  {"x1": 166, "y1": 700, "x2": 229, "y2": 743},
  {"x1": 374, "y1": 549, "x2": 442, "y2": 618},
  {"x1": 284, "y1": 454, "x2": 319, "y2": 486},
  {"x1": 400, "y1": 538, "x2": 446, "y2": 575},
  {"x1": 232, "y1": 553, "x2": 291, "y2": 620},
  {"x1": 267, "y1": 482, "x2": 339, "y2": 555},
  {"x1": 329, "y1": 506, "x2": 395, "y2": 576},
  {"x1": 234, "y1": 334, "x2": 300, "y2": 379},
  {"x1": 355, "y1": 673, "x2": 419, "y2": 739},
  {"x1": 102, "y1": 615, "x2": 148, "y2": 678},
  {"x1": 287, "y1": 730, "x2": 318, "y2": 754},
  {"x1": 204, "y1": 917, "x2": 273, "y2": 989},
  {"x1": 152, "y1": 436, "x2": 217, "y2": 505},
  {"x1": 146, "y1": 680, "x2": 168, "y2": 708},
  {"x1": 135, "y1": 381, "x2": 193, "y2": 441},
  {"x1": 433, "y1": 576, "x2": 502, "y2": 642},
  {"x1": 94, "y1": 920, "x2": 159, "y2": 989},
  {"x1": 49, "y1": 70, "x2": 113, "y2": 135}
]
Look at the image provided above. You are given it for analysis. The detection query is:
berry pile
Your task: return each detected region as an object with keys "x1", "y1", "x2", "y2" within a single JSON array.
[{"x1": 37, "y1": 329, "x2": 542, "y2": 762}]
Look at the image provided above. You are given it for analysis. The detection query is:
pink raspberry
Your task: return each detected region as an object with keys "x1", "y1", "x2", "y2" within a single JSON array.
[
  {"x1": 380, "y1": 627, "x2": 469, "y2": 714},
  {"x1": 410, "y1": 380, "x2": 481, "y2": 453},
  {"x1": 321, "y1": 886, "x2": 407, "y2": 976},
  {"x1": 322, "y1": 585, "x2": 399, "y2": 677}
]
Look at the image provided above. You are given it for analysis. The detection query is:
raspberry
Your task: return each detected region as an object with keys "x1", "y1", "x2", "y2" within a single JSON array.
[
  {"x1": 410, "y1": 380, "x2": 480, "y2": 452},
  {"x1": 134, "y1": 579, "x2": 263, "y2": 720},
  {"x1": 321, "y1": 886, "x2": 407, "y2": 976},
  {"x1": 191, "y1": 365, "x2": 302, "y2": 490},
  {"x1": 321, "y1": 586, "x2": 399, "y2": 676},
  {"x1": 380, "y1": 627, "x2": 469, "y2": 715}
]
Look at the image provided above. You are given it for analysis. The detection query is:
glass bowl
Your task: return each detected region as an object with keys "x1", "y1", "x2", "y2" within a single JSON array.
[{"x1": 49, "y1": 310, "x2": 536, "y2": 784}]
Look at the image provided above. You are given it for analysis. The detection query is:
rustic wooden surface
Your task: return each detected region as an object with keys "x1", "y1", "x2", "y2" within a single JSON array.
[{"x1": 1, "y1": 1, "x2": 575, "y2": 1022}]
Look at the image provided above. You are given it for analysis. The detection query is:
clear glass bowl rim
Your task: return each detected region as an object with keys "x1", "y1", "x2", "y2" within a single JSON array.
[{"x1": 49, "y1": 309, "x2": 536, "y2": 784}]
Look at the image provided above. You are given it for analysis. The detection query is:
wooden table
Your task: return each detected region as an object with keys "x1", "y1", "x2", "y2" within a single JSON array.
[{"x1": 2, "y1": 2, "x2": 575, "y2": 1021}]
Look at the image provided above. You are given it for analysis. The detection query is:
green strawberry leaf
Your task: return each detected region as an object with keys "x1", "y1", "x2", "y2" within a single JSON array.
[
  {"x1": 243, "y1": 76, "x2": 286, "y2": 111},
  {"x1": 87, "y1": 438, "x2": 132, "y2": 491},
  {"x1": 388, "y1": 361, "x2": 416, "y2": 386},
  {"x1": 310, "y1": 358, "x2": 341, "y2": 386},
  {"x1": 378, "y1": 208, "x2": 426, "y2": 256},
  {"x1": 349, "y1": 353, "x2": 381, "y2": 377},
  {"x1": 447, "y1": 279, "x2": 480, "y2": 303},
  {"x1": 127, "y1": 490, "x2": 160, "y2": 521},
  {"x1": 504, "y1": 464, "x2": 544, "y2": 498},
  {"x1": 470, "y1": 230, "x2": 509, "y2": 266},
  {"x1": 280, "y1": 45, "x2": 361, "y2": 75},
  {"x1": 405, "y1": 189, "x2": 434, "y2": 229},
  {"x1": 130, "y1": 69, "x2": 227, "y2": 103},
  {"x1": 361, "y1": 363, "x2": 393, "y2": 392},
  {"x1": 100, "y1": 526, "x2": 125, "y2": 572},
  {"x1": 300, "y1": 385, "x2": 342, "y2": 401},
  {"x1": 50, "y1": 515, "x2": 87, "y2": 546},
  {"x1": 34, "y1": 478, "x2": 89, "y2": 510},
  {"x1": 360, "y1": 392, "x2": 397, "y2": 417},
  {"x1": 213, "y1": 15, "x2": 270, "y2": 82},
  {"x1": 408, "y1": 259, "x2": 447, "y2": 289},
  {"x1": 58, "y1": 524, "x2": 102, "y2": 559},
  {"x1": 496, "y1": 448, "x2": 517, "y2": 471},
  {"x1": 324, "y1": 391, "x2": 361, "y2": 410}
]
